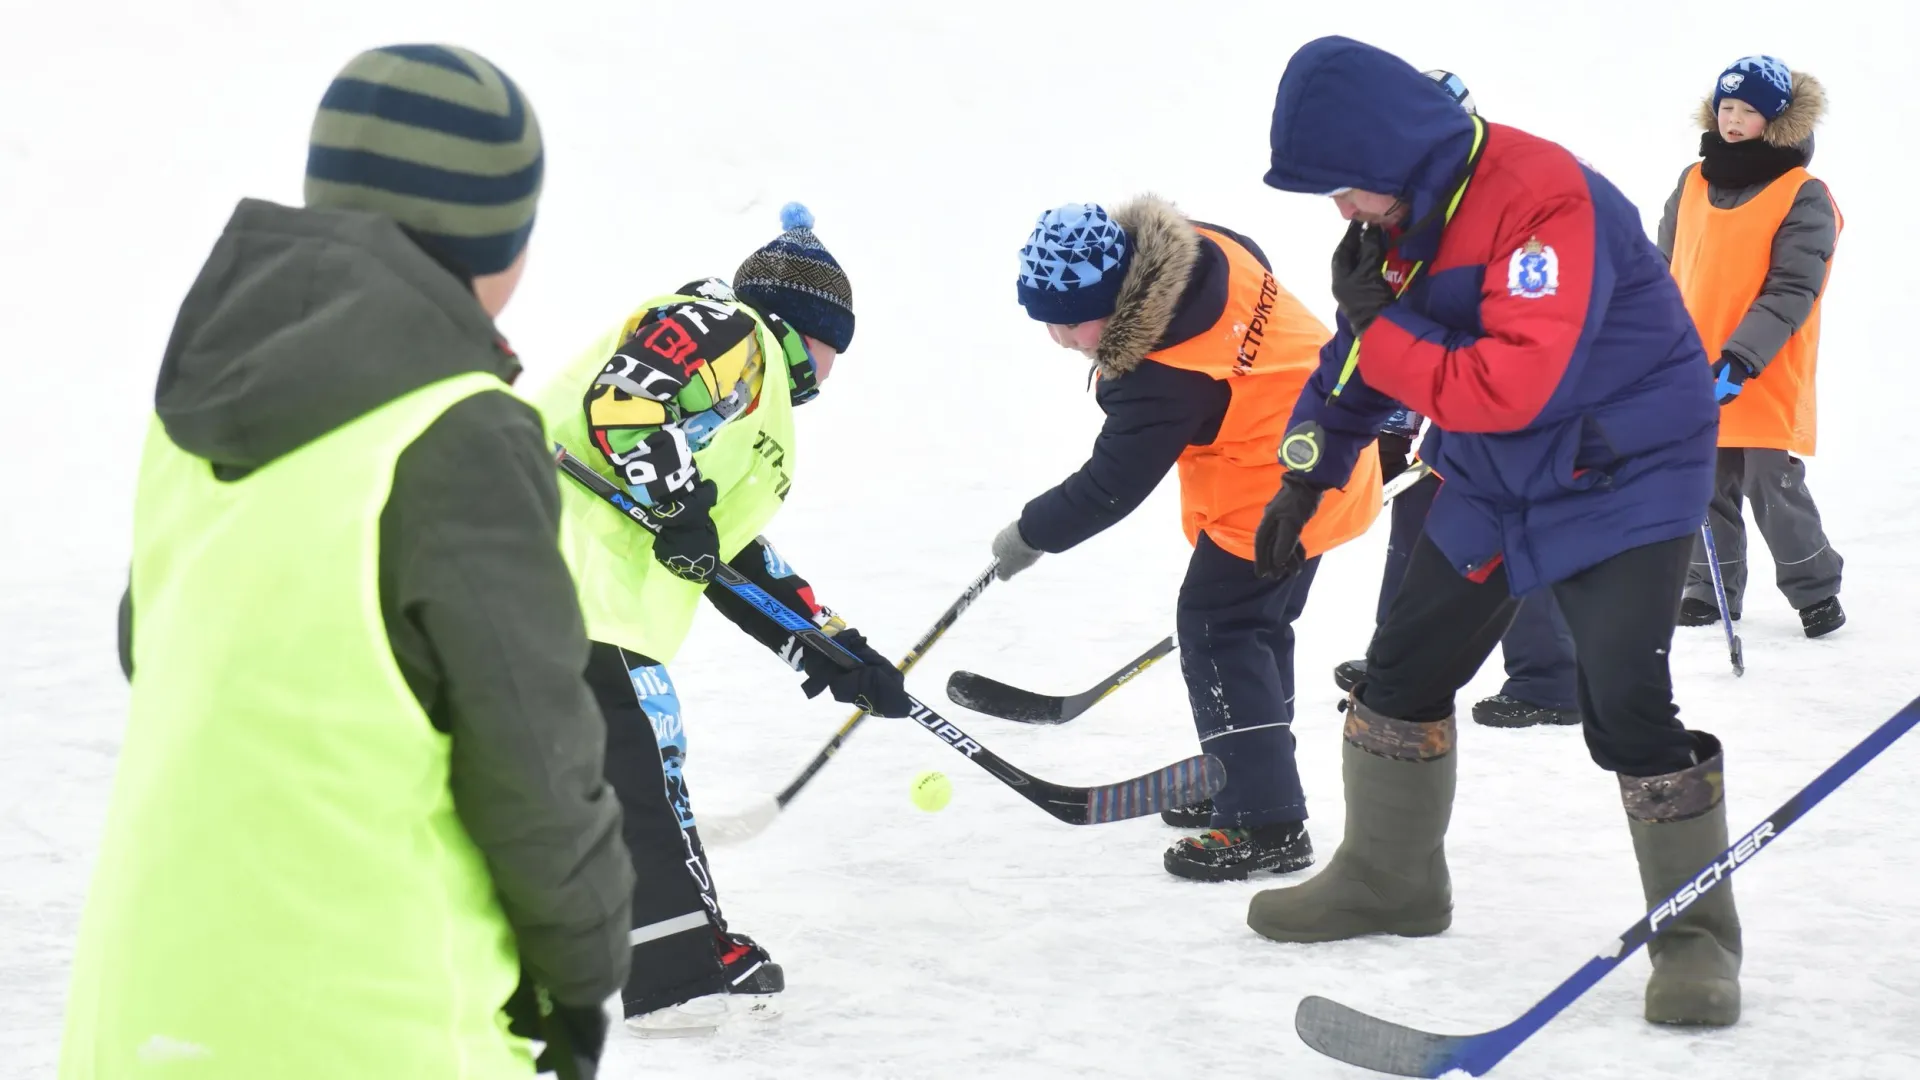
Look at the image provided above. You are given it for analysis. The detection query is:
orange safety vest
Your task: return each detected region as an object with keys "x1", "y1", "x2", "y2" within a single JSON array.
[
  {"x1": 1148, "y1": 226, "x2": 1382, "y2": 561},
  {"x1": 1670, "y1": 165, "x2": 1841, "y2": 455}
]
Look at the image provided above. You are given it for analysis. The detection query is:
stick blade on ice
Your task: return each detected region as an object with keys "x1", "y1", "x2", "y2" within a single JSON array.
[
  {"x1": 1295, "y1": 996, "x2": 1481, "y2": 1078},
  {"x1": 945, "y1": 636, "x2": 1176, "y2": 725},
  {"x1": 698, "y1": 794, "x2": 782, "y2": 846},
  {"x1": 946, "y1": 671, "x2": 1066, "y2": 723}
]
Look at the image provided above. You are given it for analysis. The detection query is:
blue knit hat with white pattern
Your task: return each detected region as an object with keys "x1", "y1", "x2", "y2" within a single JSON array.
[
  {"x1": 1016, "y1": 203, "x2": 1132, "y2": 324},
  {"x1": 1712, "y1": 55, "x2": 1794, "y2": 121}
]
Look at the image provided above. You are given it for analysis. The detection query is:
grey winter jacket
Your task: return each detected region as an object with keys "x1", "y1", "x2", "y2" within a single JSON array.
[
  {"x1": 1655, "y1": 75, "x2": 1837, "y2": 375},
  {"x1": 118, "y1": 199, "x2": 635, "y2": 1008}
]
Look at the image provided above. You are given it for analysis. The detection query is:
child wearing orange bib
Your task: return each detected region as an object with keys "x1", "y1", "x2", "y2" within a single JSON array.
[
  {"x1": 1657, "y1": 55, "x2": 1845, "y2": 638},
  {"x1": 989, "y1": 200, "x2": 1382, "y2": 882}
]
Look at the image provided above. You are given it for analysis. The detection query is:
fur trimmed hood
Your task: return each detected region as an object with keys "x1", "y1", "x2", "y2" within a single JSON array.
[
  {"x1": 1698, "y1": 70, "x2": 1826, "y2": 148},
  {"x1": 1093, "y1": 194, "x2": 1200, "y2": 378}
]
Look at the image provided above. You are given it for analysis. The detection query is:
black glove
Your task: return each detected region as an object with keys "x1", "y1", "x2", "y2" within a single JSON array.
[
  {"x1": 800, "y1": 628, "x2": 912, "y2": 717},
  {"x1": 1330, "y1": 221, "x2": 1397, "y2": 333},
  {"x1": 1376, "y1": 431, "x2": 1414, "y2": 483},
  {"x1": 537, "y1": 1001, "x2": 609, "y2": 1080},
  {"x1": 650, "y1": 478, "x2": 720, "y2": 584},
  {"x1": 1253, "y1": 473, "x2": 1326, "y2": 580},
  {"x1": 505, "y1": 976, "x2": 609, "y2": 1080},
  {"x1": 1710, "y1": 354, "x2": 1751, "y2": 406}
]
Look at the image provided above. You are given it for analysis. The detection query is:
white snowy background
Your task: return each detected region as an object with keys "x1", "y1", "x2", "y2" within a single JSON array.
[{"x1": 3, "y1": 1, "x2": 1916, "y2": 1077}]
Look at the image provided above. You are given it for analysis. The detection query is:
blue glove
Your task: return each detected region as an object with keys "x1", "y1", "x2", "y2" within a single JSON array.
[{"x1": 1711, "y1": 355, "x2": 1751, "y2": 406}]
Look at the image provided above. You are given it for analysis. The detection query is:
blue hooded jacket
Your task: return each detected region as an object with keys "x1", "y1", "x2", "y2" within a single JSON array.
[{"x1": 1267, "y1": 37, "x2": 1717, "y2": 593}]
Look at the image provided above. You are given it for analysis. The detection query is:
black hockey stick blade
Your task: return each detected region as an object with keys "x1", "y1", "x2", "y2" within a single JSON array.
[
  {"x1": 1294, "y1": 694, "x2": 1920, "y2": 1077},
  {"x1": 947, "y1": 635, "x2": 1176, "y2": 724},
  {"x1": 1296, "y1": 997, "x2": 1473, "y2": 1078}
]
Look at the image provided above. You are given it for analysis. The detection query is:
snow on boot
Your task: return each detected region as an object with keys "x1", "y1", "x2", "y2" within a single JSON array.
[
  {"x1": 1471, "y1": 693, "x2": 1579, "y2": 729},
  {"x1": 1621, "y1": 734, "x2": 1742, "y2": 1027},
  {"x1": 1333, "y1": 658, "x2": 1367, "y2": 693},
  {"x1": 1677, "y1": 597, "x2": 1731, "y2": 627},
  {"x1": 1799, "y1": 596, "x2": 1845, "y2": 639},
  {"x1": 625, "y1": 992, "x2": 779, "y2": 1039},
  {"x1": 1247, "y1": 696, "x2": 1454, "y2": 943},
  {"x1": 626, "y1": 993, "x2": 733, "y2": 1039},
  {"x1": 1160, "y1": 797, "x2": 1215, "y2": 828},
  {"x1": 1164, "y1": 823, "x2": 1312, "y2": 882}
]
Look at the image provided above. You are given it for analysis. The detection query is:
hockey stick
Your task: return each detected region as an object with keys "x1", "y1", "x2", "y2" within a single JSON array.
[
  {"x1": 1698, "y1": 520, "x2": 1745, "y2": 676},
  {"x1": 1382, "y1": 457, "x2": 1435, "y2": 502},
  {"x1": 702, "y1": 562, "x2": 999, "y2": 844},
  {"x1": 948, "y1": 635, "x2": 1175, "y2": 725},
  {"x1": 555, "y1": 446, "x2": 1227, "y2": 826},
  {"x1": 946, "y1": 457, "x2": 1439, "y2": 724},
  {"x1": 1295, "y1": 694, "x2": 1920, "y2": 1077}
]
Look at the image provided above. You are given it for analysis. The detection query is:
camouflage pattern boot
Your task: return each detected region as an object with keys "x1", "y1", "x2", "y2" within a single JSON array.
[
  {"x1": 1246, "y1": 696, "x2": 1455, "y2": 943},
  {"x1": 1621, "y1": 734, "x2": 1742, "y2": 1027}
]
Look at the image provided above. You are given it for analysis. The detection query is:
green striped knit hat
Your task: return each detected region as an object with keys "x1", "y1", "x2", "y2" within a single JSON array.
[{"x1": 305, "y1": 45, "x2": 542, "y2": 277}]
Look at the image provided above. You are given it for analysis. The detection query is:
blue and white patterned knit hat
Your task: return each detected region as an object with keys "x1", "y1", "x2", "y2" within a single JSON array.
[
  {"x1": 1015, "y1": 203, "x2": 1133, "y2": 324},
  {"x1": 1712, "y1": 55, "x2": 1794, "y2": 121}
]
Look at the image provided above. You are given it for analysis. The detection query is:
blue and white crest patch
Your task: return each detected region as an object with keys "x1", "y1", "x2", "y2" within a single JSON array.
[{"x1": 1507, "y1": 237, "x2": 1559, "y2": 299}]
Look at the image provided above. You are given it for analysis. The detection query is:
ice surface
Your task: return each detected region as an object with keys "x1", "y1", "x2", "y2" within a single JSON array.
[{"x1": 4, "y1": 1, "x2": 1918, "y2": 1077}]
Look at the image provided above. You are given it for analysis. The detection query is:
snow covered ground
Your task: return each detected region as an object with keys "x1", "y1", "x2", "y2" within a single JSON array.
[{"x1": 4, "y1": 1, "x2": 1917, "y2": 1077}]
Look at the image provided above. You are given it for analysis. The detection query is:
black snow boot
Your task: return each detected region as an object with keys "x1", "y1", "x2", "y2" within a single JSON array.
[
  {"x1": 719, "y1": 932, "x2": 784, "y2": 995},
  {"x1": 1799, "y1": 596, "x2": 1845, "y2": 638},
  {"x1": 1471, "y1": 693, "x2": 1579, "y2": 729},
  {"x1": 1160, "y1": 798, "x2": 1215, "y2": 828},
  {"x1": 1164, "y1": 823, "x2": 1312, "y2": 882},
  {"x1": 1677, "y1": 597, "x2": 1734, "y2": 627},
  {"x1": 1333, "y1": 658, "x2": 1367, "y2": 693}
]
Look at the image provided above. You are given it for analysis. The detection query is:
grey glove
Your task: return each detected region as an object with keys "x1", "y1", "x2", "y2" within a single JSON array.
[{"x1": 992, "y1": 520, "x2": 1044, "y2": 581}]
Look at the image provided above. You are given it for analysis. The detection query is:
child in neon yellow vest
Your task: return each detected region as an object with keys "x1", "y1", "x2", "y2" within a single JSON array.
[{"x1": 534, "y1": 205, "x2": 910, "y2": 1038}]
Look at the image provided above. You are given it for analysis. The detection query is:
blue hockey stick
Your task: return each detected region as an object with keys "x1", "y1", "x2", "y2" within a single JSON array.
[
  {"x1": 553, "y1": 444, "x2": 1225, "y2": 826},
  {"x1": 1295, "y1": 694, "x2": 1920, "y2": 1076},
  {"x1": 1699, "y1": 520, "x2": 1744, "y2": 676}
]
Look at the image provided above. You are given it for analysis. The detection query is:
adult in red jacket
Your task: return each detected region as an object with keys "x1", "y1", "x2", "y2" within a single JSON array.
[{"x1": 1244, "y1": 36, "x2": 1741, "y2": 1029}]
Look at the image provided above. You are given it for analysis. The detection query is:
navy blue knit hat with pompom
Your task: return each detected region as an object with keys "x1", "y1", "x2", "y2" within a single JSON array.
[{"x1": 733, "y1": 202, "x2": 855, "y2": 352}]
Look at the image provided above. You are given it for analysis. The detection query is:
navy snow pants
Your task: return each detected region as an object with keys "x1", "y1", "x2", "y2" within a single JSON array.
[{"x1": 1178, "y1": 532, "x2": 1319, "y2": 830}]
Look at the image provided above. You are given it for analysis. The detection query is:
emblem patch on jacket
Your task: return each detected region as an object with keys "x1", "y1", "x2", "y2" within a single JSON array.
[{"x1": 1507, "y1": 237, "x2": 1559, "y2": 299}]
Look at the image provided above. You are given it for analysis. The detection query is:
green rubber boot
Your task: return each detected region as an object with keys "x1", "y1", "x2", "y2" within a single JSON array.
[
  {"x1": 1621, "y1": 734, "x2": 1742, "y2": 1027},
  {"x1": 1247, "y1": 697, "x2": 1455, "y2": 943}
]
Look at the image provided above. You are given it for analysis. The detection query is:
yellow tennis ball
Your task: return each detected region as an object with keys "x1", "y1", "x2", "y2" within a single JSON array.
[{"x1": 910, "y1": 770, "x2": 952, "y2": 812}]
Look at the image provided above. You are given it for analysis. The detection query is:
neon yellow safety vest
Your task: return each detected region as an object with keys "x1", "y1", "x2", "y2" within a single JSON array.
[
  {"x1": 537, "y1": 294, "x2": 797, "y2": 663},
  {"x1": 61, "y1": 372, "x2": 530, "y2": 1080}
]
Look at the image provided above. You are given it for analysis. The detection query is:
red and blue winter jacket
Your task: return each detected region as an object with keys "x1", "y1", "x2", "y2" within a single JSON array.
[{"x1": 1267, "y1": 37, "x2": 1718, "y2": 594}]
